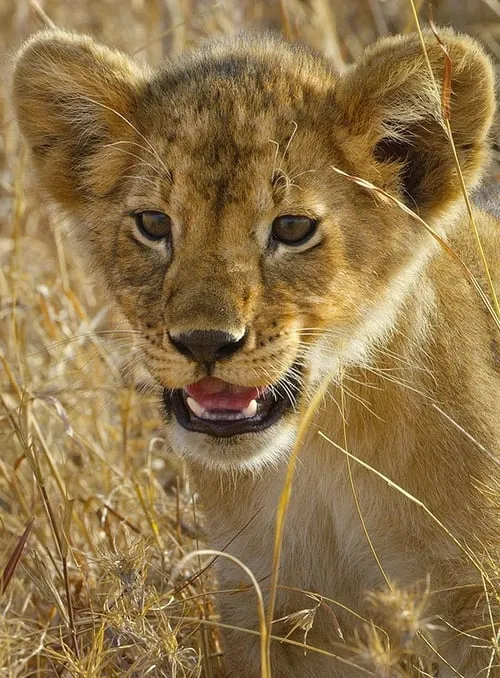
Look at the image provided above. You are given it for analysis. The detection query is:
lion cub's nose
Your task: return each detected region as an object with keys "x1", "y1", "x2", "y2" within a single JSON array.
[{"x1": 168, "y1": 329, "x2": 247, "y2": 366}]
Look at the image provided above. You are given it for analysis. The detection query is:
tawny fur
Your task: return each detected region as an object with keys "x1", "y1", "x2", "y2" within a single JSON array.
[{"x1": 12, "y1": 28, "x2": 500, "y2": 677}]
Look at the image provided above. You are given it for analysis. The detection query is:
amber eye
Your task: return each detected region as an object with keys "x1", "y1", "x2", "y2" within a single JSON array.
[
  {"x1": 271, "y1": 215, "x2": 318, "y2": 246},
  {"x1": 134, "y1": 211, "x2": 172, "y2": 241}
]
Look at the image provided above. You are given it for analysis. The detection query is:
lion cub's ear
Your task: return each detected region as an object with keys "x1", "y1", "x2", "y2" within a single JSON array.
[
  {"x1": 336, "y1": 29, "x2": 496, "y2": 218},
  {"x1": 12, "y1": 31, "x2": 147, "y2": 207}
]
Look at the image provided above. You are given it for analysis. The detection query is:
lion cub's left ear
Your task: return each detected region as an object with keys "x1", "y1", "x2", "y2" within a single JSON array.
[
  {"x1": 12, "y1": 31, "x2": 147, "y2": 207},
  {"x1": 335, "y1": 28, "x2": 496, "y2": 218}
]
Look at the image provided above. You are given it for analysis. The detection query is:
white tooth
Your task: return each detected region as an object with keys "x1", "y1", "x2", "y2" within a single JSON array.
[
  {"x1": 186, "y1": 397, "x2": 206, "y2": 418},
  {"x1": 241, "y1": 399, "x2": 258, "y2": 418}
]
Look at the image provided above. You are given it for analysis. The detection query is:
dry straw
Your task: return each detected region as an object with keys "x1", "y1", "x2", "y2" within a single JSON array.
[{"x1": 0, "y1": 0, "x2": 498, "y2": 676}]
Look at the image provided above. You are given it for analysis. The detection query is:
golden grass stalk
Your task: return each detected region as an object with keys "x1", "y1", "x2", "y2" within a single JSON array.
[{"x1": 265, "y1": 372, "x2": 333, "y2": 667}]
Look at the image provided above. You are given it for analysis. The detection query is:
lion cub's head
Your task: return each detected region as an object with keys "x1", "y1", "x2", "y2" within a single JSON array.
[{"x1": 12, "y1": 29, "x2": 495, "y2": 470}]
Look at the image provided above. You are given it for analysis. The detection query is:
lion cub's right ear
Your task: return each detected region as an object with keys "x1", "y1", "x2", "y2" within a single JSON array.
[
  {"x1": 335, "y1": 29, "x2": 495, "y2": 220},
  {"x1": 12, "y1": 31, "x2": 147, "y2": 207}
]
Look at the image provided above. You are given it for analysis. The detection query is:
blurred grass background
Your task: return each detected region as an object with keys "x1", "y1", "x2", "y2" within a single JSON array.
[{"x1": 0, "y1": 1, "x2": 499, "y2": 676}]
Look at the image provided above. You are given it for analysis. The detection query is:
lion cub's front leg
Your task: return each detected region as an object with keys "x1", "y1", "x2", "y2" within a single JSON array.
[{"x1": 207, "y1": 485, "x2": 363, "y2": 678}]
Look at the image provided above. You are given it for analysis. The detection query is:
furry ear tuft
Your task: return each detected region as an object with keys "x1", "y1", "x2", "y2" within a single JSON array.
[
  {"x1": 12, "y1": 31, "x2": 147, "y2": 206},
  {"x1": 335, "y1": 28, "x2": 496, "y2": 217}
]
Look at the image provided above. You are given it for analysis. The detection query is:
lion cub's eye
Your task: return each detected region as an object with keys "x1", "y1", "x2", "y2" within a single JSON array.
[
  {"x1": 271, "y1": 215, "x2": 318, "y2": 246},
  {"x1": 134, "y1": 211, "x2": 172, "y2": 241}
]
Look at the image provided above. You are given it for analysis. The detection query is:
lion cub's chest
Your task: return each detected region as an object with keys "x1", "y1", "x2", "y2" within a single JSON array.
[
  {"x1": 282, "y1": 466, "x2": 408, "y2": 592},
  {"x1": 212, "y1": 460, "x2": 424, "y2": 618}
]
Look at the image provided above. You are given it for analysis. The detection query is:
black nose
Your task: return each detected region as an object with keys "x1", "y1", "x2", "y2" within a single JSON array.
[{"x1": 168, "y1": 329, "x2": 247, "y2": 366}]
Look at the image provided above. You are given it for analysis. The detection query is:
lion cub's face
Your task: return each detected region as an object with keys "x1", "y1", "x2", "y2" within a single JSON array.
[{"x1": 13, "y1": 31, "x2": 494, "y2": 469}]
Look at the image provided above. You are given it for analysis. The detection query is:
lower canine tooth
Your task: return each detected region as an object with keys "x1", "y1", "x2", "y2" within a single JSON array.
[
  {"x1": 241, "y1": 399, "x2": 258, "y2": 418},
  {"x1": 186, "y1": 397, "x2": 206, "y2": 418}
]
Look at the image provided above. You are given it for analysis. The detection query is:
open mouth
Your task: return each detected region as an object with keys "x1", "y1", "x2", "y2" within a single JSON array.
[{"x1": 163, "y1": 366, "x2": 301, "y2": 437}]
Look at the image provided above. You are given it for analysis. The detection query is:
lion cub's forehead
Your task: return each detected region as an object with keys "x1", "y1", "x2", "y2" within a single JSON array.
[
  {"x1": 148, "y1": 38, "x2": 337, "y2": 121},
  {"x1": 141, "y1": 40, "x2": 337, "y2": 205}
]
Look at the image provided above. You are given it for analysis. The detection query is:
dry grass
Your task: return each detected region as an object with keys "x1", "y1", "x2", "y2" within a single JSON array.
[{"x1": 0, "y1": 1, "x2": 499, "y2": 676}]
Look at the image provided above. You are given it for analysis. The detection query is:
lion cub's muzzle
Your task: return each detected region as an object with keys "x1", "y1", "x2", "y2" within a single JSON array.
[{"x1": 163, "y1": 328, "x2": 301, "y2": 438}]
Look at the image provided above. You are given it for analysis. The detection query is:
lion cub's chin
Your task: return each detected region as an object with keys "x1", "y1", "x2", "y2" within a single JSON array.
[{"x1": 165, "y1": 418, "x2": 297, "y2": 472}]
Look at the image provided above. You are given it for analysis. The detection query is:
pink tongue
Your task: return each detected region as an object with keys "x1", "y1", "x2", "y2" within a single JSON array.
[{"x1": 185, "y1": 377, "x2": 261, "y2": 411}]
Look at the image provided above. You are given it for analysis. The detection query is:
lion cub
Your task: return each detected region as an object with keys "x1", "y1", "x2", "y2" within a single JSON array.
[{"x1": 13, "y1": 27, "x2": 499, "y2": 677}]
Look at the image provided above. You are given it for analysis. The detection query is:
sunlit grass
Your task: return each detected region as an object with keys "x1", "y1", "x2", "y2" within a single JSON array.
[{"x1": 0, "y1": 0, "x2": 498, "y2": 676}]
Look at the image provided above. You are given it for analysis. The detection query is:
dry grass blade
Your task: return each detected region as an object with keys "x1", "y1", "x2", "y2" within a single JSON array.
[
  {"x1": 179, "y1": 550, "x2": 270, "y2": 678},
  {"x1": 29, "y1": 0, "x2": 57, "y2": 29},
  {"x1": 279, "y1": 0, "x2": 294, "y2": 41},
  {"x1": 265, "y1": 372, "x2": 333, "y2": 666},
  {"x1": 1, "y1": 517, "x2": 35, "y2": 595},
  {"x1": 1, "y1": 1, "x2": 498, "y2": 676},
  {"x1": 482, "y1": 0, "x2": 500, "y2": 19},
  {"x1": 429, "y1": 20, "x2": 452, "y2": 122}
]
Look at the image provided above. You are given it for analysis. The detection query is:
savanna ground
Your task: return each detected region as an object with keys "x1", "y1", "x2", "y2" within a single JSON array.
[{"x1": 0, "y1": 1, "x2": 499, "y2": 676}]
